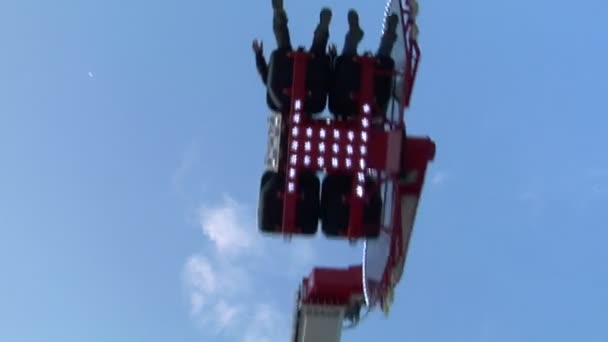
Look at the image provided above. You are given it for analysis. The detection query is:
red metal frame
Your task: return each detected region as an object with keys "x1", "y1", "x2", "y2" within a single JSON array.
[
  {"x1": 379, "y1": 136, "x2": 434, "y2": 310},
  {"x1": 301, "y1": 266, "x2": 363, "y2": 305},
  {"x1": 281, "y1": 51, "x2": 309, "y2": 232},
  {"x1": 279, "y1": 52, "x2": 404, "y2": 237},
  {"x1": 283, "y1": 0, "x2": 435, "y2": 320},
  {"x1": 399, "y1": 0, "x2": 421, "y2": 109}
]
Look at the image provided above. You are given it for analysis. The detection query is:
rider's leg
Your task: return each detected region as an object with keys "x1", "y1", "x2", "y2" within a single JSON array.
[
  {"x1": 341, "y1": 9, "x2": 364, "y2": 56},
  {"x1": 310, "y1": 7, "x2": 332, "y2": 55},
  {"x1": 272, "y1": 1, "x2": 292, "y2": 50},
  {"x1": 377, "y1": 13, "x2": 399, "y2": 57}
]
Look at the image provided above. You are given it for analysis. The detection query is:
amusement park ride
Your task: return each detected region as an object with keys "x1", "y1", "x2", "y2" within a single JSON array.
[{"x1": 256, "y1": 0, "x2": 435, "y2": 341}]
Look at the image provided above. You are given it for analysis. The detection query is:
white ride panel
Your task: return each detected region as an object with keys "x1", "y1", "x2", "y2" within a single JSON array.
[
  {"x1": 265, "y1": 111, "x2": 283, "y2": 172},
  {"x1": 294, "y1": 304, "x2": 345, "y2": 342}
]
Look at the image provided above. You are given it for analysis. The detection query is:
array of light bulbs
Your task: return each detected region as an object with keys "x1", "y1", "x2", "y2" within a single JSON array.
[{"x1": 286, "y1": 99, "x2": 372, "y2": 198}]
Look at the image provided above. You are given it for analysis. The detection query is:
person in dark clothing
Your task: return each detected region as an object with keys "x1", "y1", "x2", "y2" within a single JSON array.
[
  {"x1": 337, "y1": 10, "x2": 399, "y2": 64},
  {"x1": 252, "y1": 0, "x2": 332, "y2": 88},
  {"x1": 328, "y1": 11, "x2": 400, "y2": 121}
]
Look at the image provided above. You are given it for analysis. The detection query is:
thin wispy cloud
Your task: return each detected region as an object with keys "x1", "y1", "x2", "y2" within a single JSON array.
[
  {"x1": 430, "y1": 170, "x2": 448, "y2": 186},
  {"x1": 182, "y1": 196, "x2": 316, "y2": 341},
  {"x1": 243, "y1": 303, "x2": 286, "y2": 342},
  {"x1": 171, "y1": 141, "x2": 200, "y2": 196},
  {"x1": 198, "y1": 197, "x2": 256, "y2": 257}
]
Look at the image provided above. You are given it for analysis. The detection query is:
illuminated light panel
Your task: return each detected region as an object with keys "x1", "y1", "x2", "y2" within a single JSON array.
[
  {"x1": 288, "y1": 182, "x2": 295, "y2": 193},
  {"x1": 359, "y1": 158, "x2": 366, "y2": 170},
  {"x1": 291, "y1": 141, "x2": 299, "y2": 151},
  {"x1": 289, "y1": 168, "x2": 296, "y2": 179},
  {"x1": 331, "y1": 157, "x2": 338, "y2": 168},
  {"x1": 306, "y1": 127, "x2": 313, "y2": 138},
  {"x1": 320, "y1": 129, "x2": 326, "y2": 139},
  {"x1": 363, "y1": 103, "x2": 371, "y2": 114},
  {"x1": 347, "y1": 145, "x2": 354, "y2": 155},
  {"x1": 333, "y1": 129, "x2": 340, "y2": 139},
  {"x1": 362, "y1": 118, "x2": 369, "y2": 128},
  {"x1": 304, "y1": 155, "x2": 311, "y2": 166},
  {"x1": 360, "y1": 145, "x2": 367, "y2": 155},
  {"x1": 361, "y1": 131, "x2": 368, "y2": 142},
  {"x1": 304, "y1": 141, "x2": 311, "y2": 152},
  {"x1": 293, "y1": 113, "x2": 301, "y2": 124},
  {"x1": 348, "y1": 131, "x2": 355, "y2": 141},
  {"x1": 346, "y1": 158, "x2": 352, "y2": 168},
  {"x1": 295, "y1": 99, "x2": 302, "y2": 110},
  {"x1": 357, "y1": 172, "x2": 365, "y2": 182},
  {"x1": 290, "y1": 155, "x2": 298, "y2": 165},
  {"x1": 318, "y1": 142, "x2": 326, "y2": 152},
  {"x1": 356, "y1": 185, "x2": 364, "y2": 197},
  {"x1": 292, "y1": 127, "x2": 299, "y2": 137},
  {"x1": 317, "y1": 157, "x2": 325, "y2": 167},
  {"x1": 332, "y1": 143, "x2": 339, "y2": 154}
]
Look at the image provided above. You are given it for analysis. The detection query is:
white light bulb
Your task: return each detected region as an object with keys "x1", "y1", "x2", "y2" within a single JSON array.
[{"x1": 347, "y1": 145, "x2": 354, "y2": 155}]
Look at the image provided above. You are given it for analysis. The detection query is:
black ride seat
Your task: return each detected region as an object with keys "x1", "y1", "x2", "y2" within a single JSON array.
[
  {"x1": 266, "y1": 48, "x2": 293, "y2": 113},
  {"x1": 320, "y1": 173, "x2": 382, "y2": 238},
  {"x1": 266, "y1": 48, "x2": 330, "y2": 116},
  {"x1": 305, "y1": 52, "x2": 331, "y2": 114},
  {"x1": 328, "y1": 54, "x2": 396, "y2": 121},
  {"x1": 257, "y1": 170, "x2": 320, "y2": 235},
  {"x1": 373, "y1": 55, "x2": 395, "y2": 117},
  {"x1": 328, "y1": 54, "x2": 360, "y2": 120}
]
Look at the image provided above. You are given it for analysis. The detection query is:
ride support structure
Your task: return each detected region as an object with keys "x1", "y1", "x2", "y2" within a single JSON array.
[
  {"x1": 258, "y1": 0, "x2": 434, "y2": 341},
  {"x1": 281, "y1": 52, "x2": 403, "y2": 239}
]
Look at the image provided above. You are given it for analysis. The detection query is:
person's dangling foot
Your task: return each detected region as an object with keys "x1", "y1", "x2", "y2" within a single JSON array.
[
  {"x1": 377, "y1": 13, "x2": 399, "y2": 57},
  {"x1": 318, "y1": 7, "x2": 332, "y2": 32},
  {"x1": 347, "y1": 9, "x2": 364, "y2": 42},
  {"x1": 271, "y1": 0, "x2": 283, "y2": 11},
  {"x1": 385, "y1": 13, "x2": 399, "y2": 34},
  {"x1": 342, "y1": 9, "x2": 364, "y2": 55}
]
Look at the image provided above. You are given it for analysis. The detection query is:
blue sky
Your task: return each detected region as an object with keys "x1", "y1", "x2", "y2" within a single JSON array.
[{"x1": 1, "y1": 0, "x2": 607, "y2": 341}]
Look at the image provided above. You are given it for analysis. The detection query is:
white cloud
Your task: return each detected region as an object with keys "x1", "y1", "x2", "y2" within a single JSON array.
[
  {"x1": 184, "y1": 252, "x2": 246, "y2": 331},
  {"x1": 243, "y1": 304, "x2": 286, "y2": 342},
  {"x1": 214, "y1": 300, "x2": 242, "y2": 330},
  {"x1": 197, "y1": 197, "x2": 255, "y2": 257},
  {"x1": 171, "y1": 141, "x2": 200, "y2": 195},
  {"x1": 185, "y1": 255, "x2": 217, "y2": 297},
  {"x1": 190, "y1": 292, "x2": 204, "y2": 316},
  {"x1": 182, "y1": 195, "x2": 317, "y2": 341},
  {"x1": 430, "y1": 170, "x2": 448, "y2": 186},
  {"x1": 88, "y1": 71, "x2": 94, "y2": 78}
]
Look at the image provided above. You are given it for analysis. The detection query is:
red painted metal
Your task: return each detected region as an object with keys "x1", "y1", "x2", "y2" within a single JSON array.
[
  {"x1": 301, "y1": 266, "x2": 363, "y2": 305},
  {"x1": 347, "y1": 56, "x2": 375, "y2": 238},
  {"x1": 380, "y1": 136, "x2": 434, "y2": 306},
  {"x1": 281, "y1": 51, "x2": 309, "y2": 234},
  {"x1": 277, "y1": 51, "x2": 405, "y2": 239}
]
